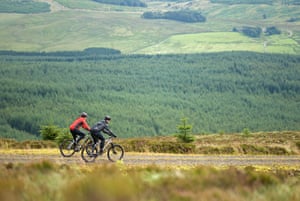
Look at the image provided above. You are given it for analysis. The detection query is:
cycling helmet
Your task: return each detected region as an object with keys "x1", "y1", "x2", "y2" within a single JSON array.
[
  {"x1": 104, "y1": 115, "x2": 111, "y2": 121},
  {"x1": 81, "y1": 112, "x2": 88, "y2": 117}
]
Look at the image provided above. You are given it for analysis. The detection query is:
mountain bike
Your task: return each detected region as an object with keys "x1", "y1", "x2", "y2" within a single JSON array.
[
  {"x1": 81, "y1": 135, "x2": 124, "y2": 163},
  {"x1": 59, "y1": 133, "x2": 93, "y2": 157}
]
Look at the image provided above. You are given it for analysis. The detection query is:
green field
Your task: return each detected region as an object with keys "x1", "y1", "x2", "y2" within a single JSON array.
[
  {"x1": 0, "y1": 0, "x2": 299, "y2": 54},
  {"x1": 138, "y1": 32, "x2": 299, "y2": 54}
]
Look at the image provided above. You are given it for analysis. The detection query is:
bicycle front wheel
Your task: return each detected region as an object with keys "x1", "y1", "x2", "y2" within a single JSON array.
[
  {"x1": 81, "y1": 141, "x2": 97, "y2": 163},
  {"x1": 107, "y1": 144, "x2": 124, "y2": 162},
  {"x1": 59, "y1": 139, "x2": 75, "y2": 157}
]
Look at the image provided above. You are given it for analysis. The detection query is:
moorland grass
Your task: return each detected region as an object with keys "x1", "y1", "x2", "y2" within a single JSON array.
[
  {"x1": 0, "y1": 160, "x2": 299, "y2": 201},
  {"x1": 1, "y1": 131, "x2": 299, "y2": 155}
]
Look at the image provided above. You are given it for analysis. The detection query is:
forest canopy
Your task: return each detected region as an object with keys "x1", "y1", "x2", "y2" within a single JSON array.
[
  {"x1": 0, "y1": 51, "x2": 299, "y2": 140},
  {"x1": 0, "y1": 0, "x2": 50, "y2": 13},
  {"x1": 142, "y1": 10, "x2": 206, "y2": 23},
  {"x1": 92, "y1": 0, "x2": 147, "y2": 7}
]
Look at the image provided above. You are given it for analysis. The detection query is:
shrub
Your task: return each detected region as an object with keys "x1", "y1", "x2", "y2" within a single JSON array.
[
  {"x1": 220, "y1": 146, "x2": 235, "y2": 154},
  {"x1": 242, "y1": 128, "x2": 251, "y2": 136},
  {"x1": 241, "y1": 26, "x2": 262, "y2": 38},
  {"x1": 265, "y1": 26, "x2": 281, "y2": 35},
  {"x1": 0, "y1": 138, "x2": 17, "y2": 148},
  {"x1": 126, "y1": 139, "x2": 148, "y2": 152},
  {"x1": 198, "y1": 146, "x2": 221, "y2": 154},
  {"x1": 295, "y1": 141, "x2": 300, "y2": 150},
  {"x1": 267, "y1": 146, "x2": 289, "y2": 155},
  {"x1": 40, "y1": 125, "x2": 61, "y2": 141},
  {"x1": 241, "y1": 144, "x2": 268, "y2": 154},
  {"x1": 55, "y1": 128, "x2": 73, "y2": 145},
  {"x1": 149, "y1": 142, "x2": 195, "y2": 153},
  {"x1": 175, "y1": 118, "x2": 195, "y2": 143}
]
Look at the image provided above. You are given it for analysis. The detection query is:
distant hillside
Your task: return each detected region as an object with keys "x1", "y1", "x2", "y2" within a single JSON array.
[
  {"x1": 0, "y1": 51, "x2": 299, "y2": 140},
  {"x1": 0, "y1": 0, "x2": 299, "y2": 54}
]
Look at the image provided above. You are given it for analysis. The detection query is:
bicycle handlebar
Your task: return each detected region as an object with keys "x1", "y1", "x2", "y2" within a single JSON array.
[
  {"x1": 110, "y1": 134, "x2": 117, "y2": 138},
  {"x1": 88, "y1": 132, "x2": 117, "y2": 138}
]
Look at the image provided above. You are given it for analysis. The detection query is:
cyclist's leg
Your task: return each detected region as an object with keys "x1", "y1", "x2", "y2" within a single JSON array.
[
  {"x1": 98, "y1": 133, "x2": 105, "y2": 153},
  {"x1": 70, "y1": 129, "x2": 77, "y2": 142},
  {"x1": 91, "y1": 132, "x2": 98, "y2": 146},
  {"x1": 90, "y1": 132, "x2": 100, "y2": 156},
  {"x1": 73, "y1": 129, "x2": 85, "y2": 144}
]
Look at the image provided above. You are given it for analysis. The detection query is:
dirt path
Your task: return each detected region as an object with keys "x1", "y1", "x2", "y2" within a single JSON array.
[{"x1": 0, "y1": 153, "x2": 299, "y2": 166}]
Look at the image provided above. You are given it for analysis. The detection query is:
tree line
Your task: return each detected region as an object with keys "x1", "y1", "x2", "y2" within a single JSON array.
[
  {"x1": 211, "y1": 0, "x2": 300, "y2": 5},
  {"x1": 0, "y1": 51, "x2": 299, "y2": 140},
  {"x1": 210, "y1": 0, "x2": 273, "y2": 5},
  {"x1": 0, "y1": 48, "x2": 121, "y2": 57},
  {"x1": 0, "y1": 0, "x2": 50, "y2": 13},
  {"x1": 233, "y1": 26, "x2": 281, "y2": 38},
  {"x1": 142, "y1": 10, "x2": 206, "y2": 23},
  {"x1": 92, "y1": 0, "x2": 147, "y2": 7}
]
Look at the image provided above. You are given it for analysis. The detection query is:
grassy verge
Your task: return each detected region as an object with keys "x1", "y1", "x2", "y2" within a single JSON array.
[{"x1": 0, "y1": 160, "x2": 299, "y2": 201}]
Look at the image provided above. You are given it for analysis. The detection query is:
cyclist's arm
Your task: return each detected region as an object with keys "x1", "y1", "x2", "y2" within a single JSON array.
[
  {"x1": 103, "y1": 128, "x2": 116, "y2": 137},
  {"x1": 82, "y1": 119, "x2": 91, "y2": 131}
]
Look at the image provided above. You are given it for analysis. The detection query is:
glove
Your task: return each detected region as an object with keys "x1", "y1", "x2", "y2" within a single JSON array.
[{"x1": 111, "y1": 133, "x2": 117, "y2": 138}]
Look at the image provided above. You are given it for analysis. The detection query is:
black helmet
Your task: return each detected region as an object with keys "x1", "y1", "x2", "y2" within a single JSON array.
[
  {"x1": 81, "y1": 112, "x2": 88, "y2": 117},
  {"x1": 104, "y1": 115, "x2": 111, "y2": 121}
]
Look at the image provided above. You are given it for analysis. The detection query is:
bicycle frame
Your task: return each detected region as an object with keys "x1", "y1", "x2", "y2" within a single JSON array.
[
  {"x1": 59, "y1": 132, "x2": 93, "y2": 157},
  {"x1": 103, "y1": 137, "x2": 114, "y2": 150},
  {"x1": 94, "y1": 136, "x2": 114, "y2": 152},
  {"x1": 81, "y1": 135, "x2": 124, "y2": 162}
]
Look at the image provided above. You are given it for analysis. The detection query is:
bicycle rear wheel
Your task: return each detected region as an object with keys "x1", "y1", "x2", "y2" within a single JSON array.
[
  {"x1": 59, "y1": 139, "x2": 75, "y2": 157},
  {"x1": 81, "y1": 141, "x2": 98, "y2": 163},
  {"x1": 107, "y1": 144, "x2": 124, "y2": 162}
]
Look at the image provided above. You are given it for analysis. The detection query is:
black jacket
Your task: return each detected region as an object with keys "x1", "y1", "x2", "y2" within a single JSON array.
[{"x1": 91, "y1": 120, "x2": 114, "y2": 136}]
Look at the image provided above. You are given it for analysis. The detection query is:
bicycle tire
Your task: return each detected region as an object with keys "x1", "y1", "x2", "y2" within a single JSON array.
[
  {"x1": 59, "y1": 139, "x2": 75, "y2": 157},
  {"x1": 81, "y1": 141, "x2": 98, "y2": 163},
  {"x1": 107, "y1": 144, "x2": 124, "y2": 162}
]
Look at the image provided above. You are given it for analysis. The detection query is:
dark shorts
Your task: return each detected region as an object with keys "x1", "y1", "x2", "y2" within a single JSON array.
[
  {"x1": 70, "y1": 129, "x2": 85, "y2": 141},
  {"x1": 91, "y1": 131, "x2": 105, "y2": 142}
]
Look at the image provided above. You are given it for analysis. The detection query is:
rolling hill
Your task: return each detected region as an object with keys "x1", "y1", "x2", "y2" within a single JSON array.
[
  {"x1": 0, "y1": 0, "x2": 299, "y2": 54},
  {"x1": 0, "y1": 0, "x2": 299, "y2": 140}
]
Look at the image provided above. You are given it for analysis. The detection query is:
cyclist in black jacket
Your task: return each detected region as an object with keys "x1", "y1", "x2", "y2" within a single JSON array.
[{"x1": 90, "y1": 115, "x2": 116, "y2": 154}]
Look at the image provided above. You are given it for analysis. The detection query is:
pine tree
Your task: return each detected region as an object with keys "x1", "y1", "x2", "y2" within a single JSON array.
[{"x1": 175, "y1": 118, "x2": 195, "y2": 143}]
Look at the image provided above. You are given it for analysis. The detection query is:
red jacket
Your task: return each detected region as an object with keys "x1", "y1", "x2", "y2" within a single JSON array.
[{"x1": 69, "y1": 117, "x2": 90, "y2": 131}]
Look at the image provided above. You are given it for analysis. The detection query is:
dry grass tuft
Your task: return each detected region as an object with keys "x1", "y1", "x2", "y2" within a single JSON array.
[{"x1": 0, "y1": 161, "x2": 299, "y2": 201}]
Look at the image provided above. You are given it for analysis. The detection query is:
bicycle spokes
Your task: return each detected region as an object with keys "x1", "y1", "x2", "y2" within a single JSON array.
[
  {"x1": 107, "y1": 144, "x2": 124, "y2": 162},
  {"x1": 59, "y1": 139, "x2": 76, "y2": 157},
  {"x1": 81, "y1": 142, "x2": 98, "y2": 163}
]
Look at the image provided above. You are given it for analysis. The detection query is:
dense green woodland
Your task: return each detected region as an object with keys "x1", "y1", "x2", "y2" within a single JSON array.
[
  {"x1": 142, "y1": 10, "x2": 206, "y2": 23},
  {"x1": 93, "y1": 0, "x2": 147, "y2": 7},
  {"x1": 0, "y1": 0, "x2": 50, "y2": 13},
  {"x1": 0, "y1": 51, "x2": 299, "y2": 140}
]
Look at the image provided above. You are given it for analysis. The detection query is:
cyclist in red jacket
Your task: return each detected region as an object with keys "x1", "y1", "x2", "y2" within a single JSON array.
[{"x1": 69, "y1": 112, "x2": 90, "y2": 146}]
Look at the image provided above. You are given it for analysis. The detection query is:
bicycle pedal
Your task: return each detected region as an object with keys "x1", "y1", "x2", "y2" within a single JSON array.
[{"x1": 74, "y1": 145, "x2": 81, "y2": 152}]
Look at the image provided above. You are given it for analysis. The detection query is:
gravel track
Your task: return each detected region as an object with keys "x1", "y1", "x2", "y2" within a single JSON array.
[{"x1": 0, "y1": 153, "x2": 299, "y2": 166}]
